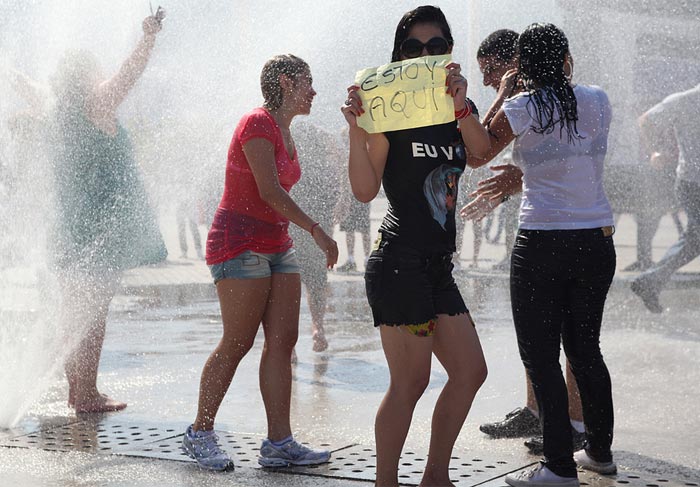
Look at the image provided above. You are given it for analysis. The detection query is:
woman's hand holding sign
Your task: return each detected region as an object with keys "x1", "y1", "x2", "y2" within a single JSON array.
[
  {"x1": 341, "y1": 85, "x2": 364, "y2": 129},
  {"x1": 445, "y1": 62, "x2": 468, "y2": 111}
]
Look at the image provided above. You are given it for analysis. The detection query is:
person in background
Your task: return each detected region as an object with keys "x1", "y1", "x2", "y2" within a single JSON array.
[
  {"x1": 455, "y1": 163, "x2": 486, "y2": 269},
  {"x1": 342, "y1": 6, "x2": 490, "y2": 486},
  {"x1": 176, "y1": 196, "x2": 204, "y2": 259},
  {"x1": 631, "y1": 83, "x2": 700, "y2": 313},
  {"x1": 182, "y1": 54, "x2": 338, "y2": 472},
  {"x1": 289, "y1": 120, "x2": 342, "y2": 352},
  {"x1": 463, "y1": 23, "x2": 618, "y2": 485},
  {"x1": 2, "y1": 64, "x2": 52, "y2": 268},
  {"x1": 336, "y1": 195, "x2": 371, "y2": 273},
  {"x1": 51, "y1": 13, "x2": 167, "y2": 413}
]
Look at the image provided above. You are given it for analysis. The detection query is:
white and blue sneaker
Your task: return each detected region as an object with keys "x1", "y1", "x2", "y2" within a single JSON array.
[
  {"x1": 181, "y1": 425, "x2": 234, "y2": 471},
  {"x1": 506, "y1": 462, "x2": 579, "y2": 487},
  {"x1": 258, "y1": 436, "x2": 331, "y2": 467}
]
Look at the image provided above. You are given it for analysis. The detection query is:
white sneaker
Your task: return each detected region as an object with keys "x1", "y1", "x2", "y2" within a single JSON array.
[
  {"x1": 181, "y1": 425, "x2": 234, "y2": 471},
  {"x1": 574, "y1": 449, "x2": 617, "y2": 475},
  {"x1": 506, "y1": 463, "x2": 579, "y2": 487}
]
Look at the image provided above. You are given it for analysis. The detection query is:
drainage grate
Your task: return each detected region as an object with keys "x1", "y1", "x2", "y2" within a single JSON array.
[
  {"x1": 0, "y1": 418, "x2": 182, "y2": 454},
  {"x1": 0, "y1": 416, "x2": 81, "y2": 443},
  {"x1": 280, "y1": 444, "x2": 525, "y2": 486},
  {"x1": 116, "y1": 430, "x2": 266, "y2": 465},
  {"x1": 117, "y1": 429, "x2": 348, "y2": 472},
  {"x1": 2, "y1": 420, "x2": 698, "y2": 487}
]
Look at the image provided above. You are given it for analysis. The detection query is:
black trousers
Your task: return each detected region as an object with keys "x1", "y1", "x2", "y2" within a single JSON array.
[{"x1": 510, "y1": 228, "x2": 615, "y2": 477}]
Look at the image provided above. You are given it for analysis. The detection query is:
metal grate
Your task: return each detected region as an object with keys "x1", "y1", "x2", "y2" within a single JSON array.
[
  {"x1": 0, "y1": 418, "x2": 182, "y2": 454},
  {"x1": 0, "y1": 416, "x2": 80, "y2": 443},
  {"x1": 289, "y1": 445, "x2": 525, "y2": 486},
  {"x1": 2, "y1": 419, "x2": 698, "y2": 487},
  {"x1": 116, "y1": 430, "x2": 266, "y2": 465}
]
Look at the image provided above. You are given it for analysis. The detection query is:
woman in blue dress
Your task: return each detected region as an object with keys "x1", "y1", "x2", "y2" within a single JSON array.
[{"x1": 52, "y1": 13, "x2": 167, "y2": 413}]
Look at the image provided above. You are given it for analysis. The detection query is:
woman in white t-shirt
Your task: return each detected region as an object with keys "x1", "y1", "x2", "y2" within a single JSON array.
[{"x1": 462, "y1": 23, "x2": 616, "y2": 486}]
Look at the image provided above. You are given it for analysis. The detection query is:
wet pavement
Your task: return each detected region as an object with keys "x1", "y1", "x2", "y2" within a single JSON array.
[{"x1": 1, "y1": 209, "x2": 699, "y2": 486}]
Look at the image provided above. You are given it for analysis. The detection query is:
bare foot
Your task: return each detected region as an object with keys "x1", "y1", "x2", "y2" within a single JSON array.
[
  {"x1": 312, "y1": 331, "x2": 328, "y2": 352},
  {"x1": 72, "y1": 394, "x2": 127, "y2": 413}
]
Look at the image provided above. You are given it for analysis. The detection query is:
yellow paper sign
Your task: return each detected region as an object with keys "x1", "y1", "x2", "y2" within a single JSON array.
[{"x1": 354, "y1": 55, "x2": 455, "y2": 134}]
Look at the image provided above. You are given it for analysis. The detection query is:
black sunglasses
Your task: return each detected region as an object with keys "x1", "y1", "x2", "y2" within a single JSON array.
[{"x1": 400, "y1": 37, "x2": 451, "y2": 59}]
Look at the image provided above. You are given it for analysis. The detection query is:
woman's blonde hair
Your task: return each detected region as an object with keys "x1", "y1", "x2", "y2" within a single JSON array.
[{"x1": 260, "y1": 54, "x2": 309, "y2": 111}]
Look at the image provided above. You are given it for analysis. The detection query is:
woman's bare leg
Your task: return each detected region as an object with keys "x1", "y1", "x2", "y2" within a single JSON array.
[
  {"x1": 307, "y1": 280, "x2": 328, "y2": 352},
  {"x1": 525, "y1": 360, "x2": 583, "y2": 423},
  {"x1": 259, "y1": 272, "x2": 301, "y2": 441},
  {"x1": 421, "y1": 314, "x2": 487, "y2": 487},
  {"x1": 375, "y1": 325, "x2": 433, "y2": 487},
  {"x1": 64, "y1": 270, "x2": 124, "y2": 413},
  {"x1": 192, "y1": 277, "x2": 271, "y2": 431}
]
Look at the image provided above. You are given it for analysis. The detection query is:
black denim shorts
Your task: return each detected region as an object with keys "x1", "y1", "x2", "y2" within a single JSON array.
[{"x1": 364, "y1": 240, "x2": 468, "y2": 327}]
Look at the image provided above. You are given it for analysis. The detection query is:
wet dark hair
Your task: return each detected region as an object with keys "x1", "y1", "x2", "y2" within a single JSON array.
[
  {"x1": 517, "y1": 23, "x2": 582, "y2": 143},
  {"x1": 260, "y1": 54, "x2": 309, "y2": 111},
  {"x1": 391, "y1": 5, "x2": 454, "y2": 63},
  {"x1": 477, "y1": 29, "x2": 519, "y2": 62}
]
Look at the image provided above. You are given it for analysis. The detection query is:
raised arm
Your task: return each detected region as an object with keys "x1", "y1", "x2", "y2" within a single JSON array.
[
  {"x1": 341, "y1": 85, "x2": 389, "y2": 203},
  {"x1": 91, "y1": 15, "x2": 163, "y2": 117},
  {"x1": 466, "y1": 69, "x2": 519, "y2": 168},
  {"x1": 460, "y1": 106, "x2": 520, "y2": 221},
  {"x1": 5, "y1": 66, "x2": 48, "y2": 114},
  {"x1": 460, "y1": 69, "x2": 522, "y2": 221},
  {"x1": 243, "y1": 138, "x2": 339, "y2": 268},
  {"x1": 482, "y1": 69, "x2": 522, "y2": 126},
  {"x1": 466, "y1": 106, "x2": 516, "y2": 169}
]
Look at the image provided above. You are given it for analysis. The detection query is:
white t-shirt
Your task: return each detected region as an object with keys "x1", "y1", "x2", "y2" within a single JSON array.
[
  {"x1": 645, "y1": 83, "x2": 700, "y2": 184},
  {"x1": 503, "y1": 84, "x2": 614, "y2": 230}
]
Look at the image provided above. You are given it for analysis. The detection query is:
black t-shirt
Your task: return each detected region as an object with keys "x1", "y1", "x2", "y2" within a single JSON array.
[{"x1": 379, "y1": 101, "x2": 477, "y2": 254}]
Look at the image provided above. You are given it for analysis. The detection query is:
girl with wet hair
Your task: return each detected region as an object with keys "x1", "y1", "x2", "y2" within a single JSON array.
[
  {"x1": 517, "y1": 23, "x2": 582, "y2": 142},
  {"x1": 52, "y1": 14, "x2": 167, "y2": 414},
  {"x1": 462, "y1": 22, "x2": 617, "y2": 485},
  {"x1": 260, "y1": 54, "x2": 310, "y2": 110},
  {"x1": 342, "y1": 5, "x2": 490, "y2": 487},
  {"x1": 182, "y1": 54, "x2": 338, "y2": 472}
]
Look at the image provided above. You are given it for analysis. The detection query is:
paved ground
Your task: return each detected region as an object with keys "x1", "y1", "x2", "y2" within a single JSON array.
[{"x1": 1, "y1": 204, "x2": 699, "y2": 486}]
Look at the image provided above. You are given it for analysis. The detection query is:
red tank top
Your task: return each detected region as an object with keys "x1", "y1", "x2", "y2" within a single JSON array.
[{"x1": 206, "y1": 108, "x2": 301, "y2": 264}]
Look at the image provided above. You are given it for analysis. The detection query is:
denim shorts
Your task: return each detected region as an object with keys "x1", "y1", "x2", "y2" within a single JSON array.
[{"x1": 209, "y1": 248, "x2": 300, "y2": 283}]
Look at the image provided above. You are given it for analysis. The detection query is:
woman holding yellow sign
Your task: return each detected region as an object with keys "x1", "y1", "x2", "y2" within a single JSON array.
[{"x1": 341, "y1": 6, "x2": 490, "y2": 487}]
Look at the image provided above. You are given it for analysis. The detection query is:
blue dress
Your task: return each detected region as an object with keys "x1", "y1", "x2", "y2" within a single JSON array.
[{"x1": 53, "y1": 112, "x2": 167, "y2": 272}]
